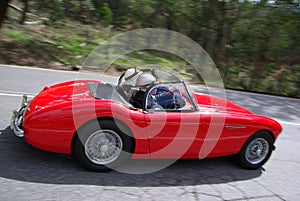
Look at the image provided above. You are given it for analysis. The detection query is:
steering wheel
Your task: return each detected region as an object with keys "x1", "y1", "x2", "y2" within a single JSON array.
[
  {"x1": 172, "y1": 89, "x2": 186, "y2": 108},
  {"x1": 152, "y1": 88, "x2": 177, "y2": 109}
]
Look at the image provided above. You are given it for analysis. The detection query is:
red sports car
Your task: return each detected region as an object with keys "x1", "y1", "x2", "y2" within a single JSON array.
[{"x1": 11, "y1": 69, "x2": 282, "y2": 171}]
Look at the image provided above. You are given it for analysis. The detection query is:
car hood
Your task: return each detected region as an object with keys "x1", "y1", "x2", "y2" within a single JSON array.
[
  {"x1": 194, "y1": 93, "x2": 253, "y2": 114},
  {"x1": 27, "y1": 80, "x2": 97, "y2": 111}
]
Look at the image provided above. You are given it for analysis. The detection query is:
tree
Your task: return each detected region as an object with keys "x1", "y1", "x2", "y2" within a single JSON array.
[
  {"x1": 0, "y1": 0, "x2": 11, "y2": 28},
  {"x1": 19, "y1": 0, "x2": 29, "y2": 25},
  {"x1": 97, "y1": 2, "x2": 113, "y2": 25}
]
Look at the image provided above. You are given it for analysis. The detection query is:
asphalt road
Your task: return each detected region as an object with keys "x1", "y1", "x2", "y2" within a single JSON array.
[{"x1": 0, "y1": 65, "x2": 299, "y2": 201}]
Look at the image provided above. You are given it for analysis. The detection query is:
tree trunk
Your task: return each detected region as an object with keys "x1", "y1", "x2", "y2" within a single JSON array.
[
  {"x1": 0, "y1": 0, "x2": 11, "y2": 28},
  {"x1": 224, "y1": 1, "x2": 240, "y2": 64},
  {"x1": 19, "y1": 0, "x2": 29, "y2": 25},
  {"x1": 200, "y1": 0, "x2": 214, "y2": 50},
  {"x1": 249, "y1": 36, "x2": 270, "y2": 90},
  {"x1": 212, "y1": 1, "x2": 226, "y2": 64}
]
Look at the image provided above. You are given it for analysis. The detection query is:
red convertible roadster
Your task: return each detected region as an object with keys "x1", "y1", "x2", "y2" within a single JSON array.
[{"x1": 11, "y1": 68, "x2": 282, "y2": 171}]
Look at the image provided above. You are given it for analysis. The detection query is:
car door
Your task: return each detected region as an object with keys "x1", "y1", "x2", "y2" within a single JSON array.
[
  {"x1": 145, "y1": 111, "x2": 202, "y2": 158},
  {"x1": 144, "y1": 83, "x2": 206, "y2": 159}
]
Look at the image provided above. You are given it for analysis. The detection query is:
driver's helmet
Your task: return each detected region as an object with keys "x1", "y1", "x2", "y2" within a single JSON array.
[{"x1": 135, "y1": 73, "x2": 156, "y2": 87}]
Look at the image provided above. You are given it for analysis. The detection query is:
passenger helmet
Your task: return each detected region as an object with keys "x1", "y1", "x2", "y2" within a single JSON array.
[{"x1": 124, "y1": 68, "x2": 140, "y2": 80}]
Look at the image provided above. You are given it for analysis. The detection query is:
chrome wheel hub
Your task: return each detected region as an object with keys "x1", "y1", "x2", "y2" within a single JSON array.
[
  {"x1": 100, "y1": 145, "x2": 109, "y2": 153},
  {"x1": 245, "y1": 138, "x2": 269, "y2": 165},
  {"x1": 85, "y1": 130, "x2": 123, "y2": 165}
]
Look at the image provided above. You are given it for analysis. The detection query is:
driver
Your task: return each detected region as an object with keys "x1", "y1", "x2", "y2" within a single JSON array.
[
  {"x1": 130, "y1": 73, "x2": 156, "y2": 108},
  {"x1": 130, "y1": 73, "x2": 176, "y2": 109},
  {"x1": 148, "y1": 86, "x2": 174, "y2": 109}
]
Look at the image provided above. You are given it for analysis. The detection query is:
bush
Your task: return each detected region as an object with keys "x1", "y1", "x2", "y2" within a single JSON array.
[{"x1": 97, "y1": 3, "x2": 113, "y2": 26}]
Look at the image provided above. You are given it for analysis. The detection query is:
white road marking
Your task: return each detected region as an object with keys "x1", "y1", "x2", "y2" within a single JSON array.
[
  {"x1": 0, "y1": 92, "x2": 35, "y2": 98},
  {"x1": 277, "y1": 120, "x2": 300, "y2": 126},
  {"x1": 1, "y1": 64, "x2": 118, "y2": 79},
  {"x1": 0, "y1": 89, "x2": 35, "y2": 95},
  {"x1": 0, "y1": 64, "x2": 78, "y2": 74}
]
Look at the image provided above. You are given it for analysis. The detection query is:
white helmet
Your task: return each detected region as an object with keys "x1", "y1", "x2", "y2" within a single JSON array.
[{"x1": 136, "y1": 74, "x2": 156, "y2": 87}]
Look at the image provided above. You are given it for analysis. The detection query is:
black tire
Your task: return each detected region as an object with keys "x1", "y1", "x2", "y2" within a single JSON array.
[
  {"x1": 73, "y1": 119, "x2": 134, "y2": 172},
  {"x1": 238, "y1": 131, "x2": 274, "y2": 170}
]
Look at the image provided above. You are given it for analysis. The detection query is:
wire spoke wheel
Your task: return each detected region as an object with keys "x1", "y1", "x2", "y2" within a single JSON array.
[
  {"x1": 245, "y1": 138, "x2": 269, "y2": 165},
  {"x1": 85, "y1": 130, "x2": 123, "y2": 165},
  {"x1": 238, "y1": 131, "x2": 274, "y2": 169},
  {"x1": 74, "y1": 119, "x2": 133, "y2": 172}
]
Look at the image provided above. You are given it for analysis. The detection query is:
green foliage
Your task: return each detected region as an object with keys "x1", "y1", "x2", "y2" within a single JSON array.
[
  {"x1": 5, "y1": 29, "x2": 29, "y2": 44},
  {"x1": 97, "y1": 2, "x2": 113, "y2": 25},
  {"x1": 2, "y1": 21, "x2": 117, "y2": 65}
]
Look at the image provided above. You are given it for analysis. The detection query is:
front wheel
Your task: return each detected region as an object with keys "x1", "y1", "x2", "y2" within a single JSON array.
[
  {"x1": 238, "y1": 131, "x2": 274, "y2": 169},
  {"x1": 73, "y1": 119, "x2": 133, "y2": 172}
]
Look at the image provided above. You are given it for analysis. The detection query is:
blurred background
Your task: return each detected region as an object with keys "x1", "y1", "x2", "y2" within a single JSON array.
[{"x1": 0, "y1": 0, "x2": 299, "y2": 97}]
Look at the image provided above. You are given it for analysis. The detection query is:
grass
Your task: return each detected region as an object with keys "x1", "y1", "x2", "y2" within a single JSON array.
[
  {"x1": 2, "y1": 21, "x2": 114, "y2": 65},
  {"x1": 1, "y1": 8, "x2": 204, "y2": 82},
  {"x1": 2, "y1": 21, "x2": 185, "y2": 70}
]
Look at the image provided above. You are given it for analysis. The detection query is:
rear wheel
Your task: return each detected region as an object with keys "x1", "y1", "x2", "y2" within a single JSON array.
[
  {"x1": 238, "y1": 131, "x2": 274, "y2": 169},
  {"x1": 73, "y1": 119, "x2": 133, "y2": 172}
]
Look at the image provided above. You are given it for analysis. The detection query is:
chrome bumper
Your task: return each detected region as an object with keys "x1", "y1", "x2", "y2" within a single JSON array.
[{"x1": 11, "y1": 95, "x2": 28, "y2": 138}]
